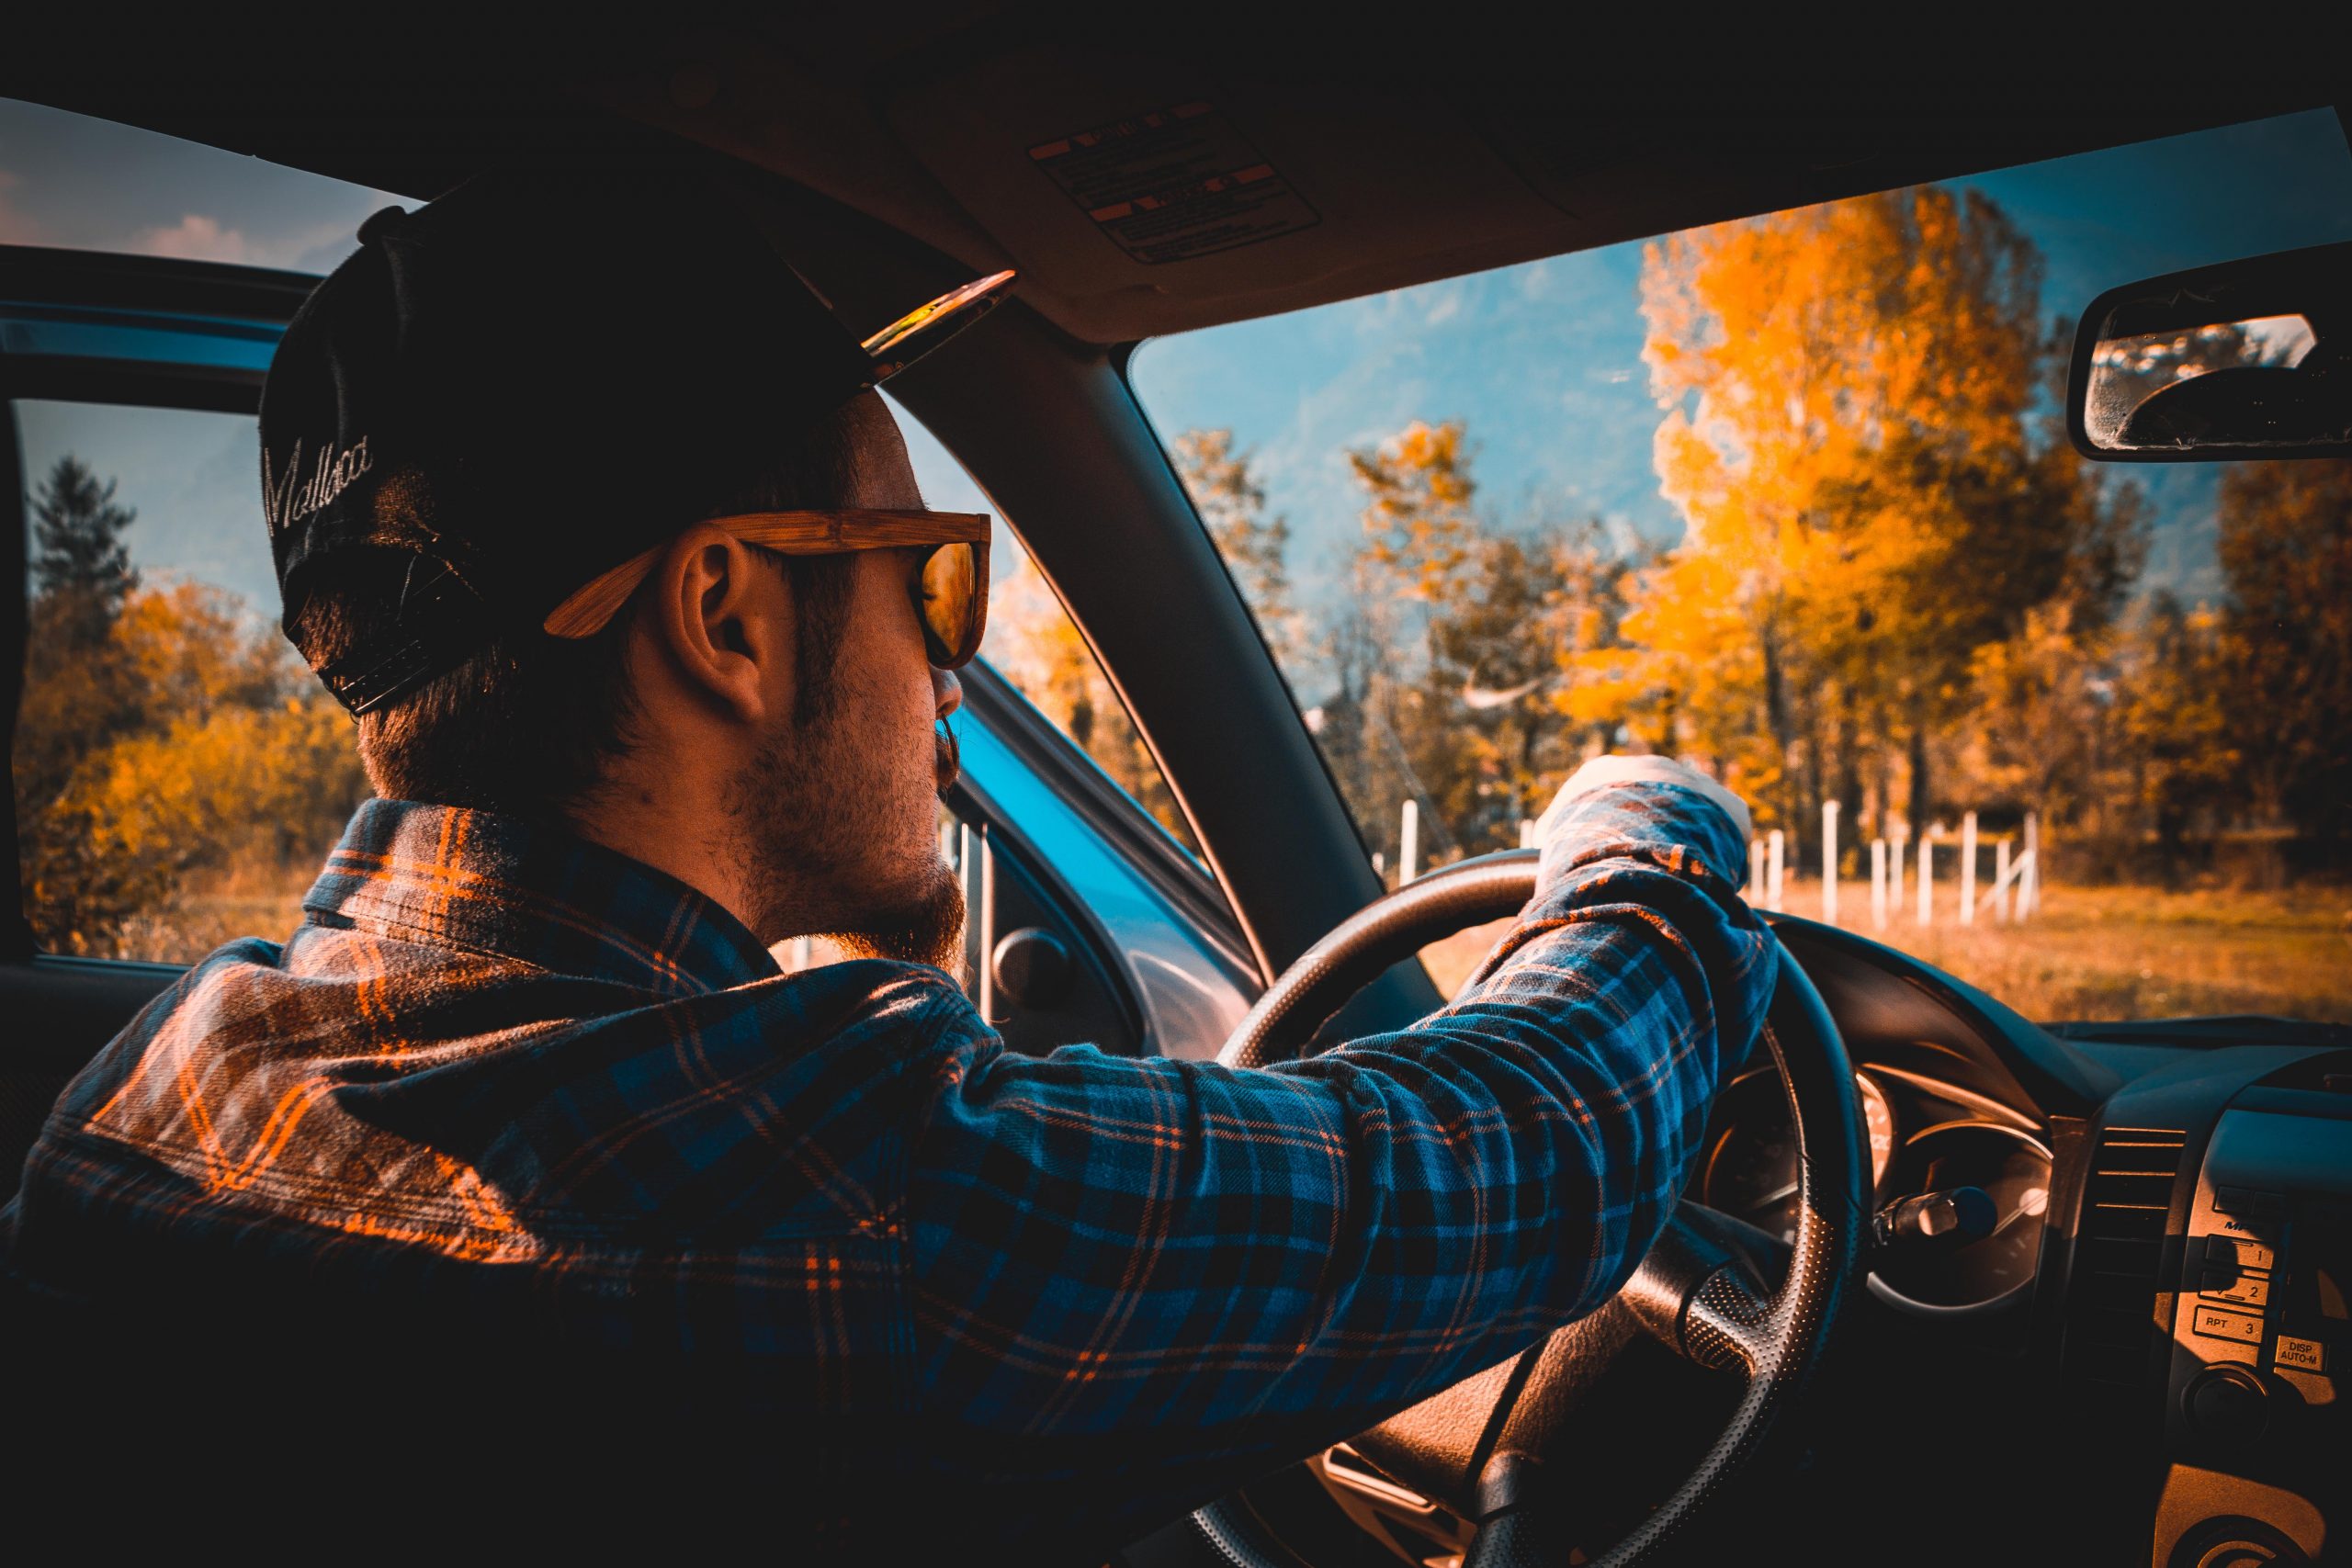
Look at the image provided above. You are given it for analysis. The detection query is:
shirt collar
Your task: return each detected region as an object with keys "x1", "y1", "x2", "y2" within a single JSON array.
[{"x1": 304, "y1": 799, "x2": 779, "y2": 998}]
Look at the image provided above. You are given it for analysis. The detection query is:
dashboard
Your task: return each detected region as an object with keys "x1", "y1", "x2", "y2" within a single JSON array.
[
  {"x1": 1306, "y1": 909, "x2": 2350, "y2": 1564},
  {"x1": 1758, "y1": 915, "x2": 2350, "y2": 1564}
]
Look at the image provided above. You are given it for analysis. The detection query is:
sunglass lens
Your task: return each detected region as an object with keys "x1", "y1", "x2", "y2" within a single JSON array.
[{"x1": 917, "y1": 541, "x2": 985, "y2": 668}]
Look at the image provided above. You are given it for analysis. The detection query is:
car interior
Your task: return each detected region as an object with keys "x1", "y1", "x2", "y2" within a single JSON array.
[{"x1": 4, "y1": 20, "x2": 2348, "y2": 1565}]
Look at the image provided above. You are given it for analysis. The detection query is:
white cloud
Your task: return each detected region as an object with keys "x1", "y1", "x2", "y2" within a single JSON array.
[
  {"x1": 129, "y1": 197, "x2": 405, "y2": 273},
  {"x1": 133, "y1": 212, "x2": 256, "y2": 264}
]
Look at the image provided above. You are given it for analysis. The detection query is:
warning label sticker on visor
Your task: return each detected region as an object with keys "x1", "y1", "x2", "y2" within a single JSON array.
[{"x1": 1029, "y1": 103, "x2": 1319, "y2": 265}]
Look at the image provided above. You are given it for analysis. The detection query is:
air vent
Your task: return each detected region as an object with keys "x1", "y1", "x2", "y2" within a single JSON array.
[{"x1": 2063, "y1": 1125, "x2": 2187, "y2": 1396}]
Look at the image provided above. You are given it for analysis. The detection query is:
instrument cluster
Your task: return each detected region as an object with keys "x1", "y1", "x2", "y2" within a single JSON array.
[{"x1": 1695, "y1": 1061, "x2": 2052, "y2": 1314}]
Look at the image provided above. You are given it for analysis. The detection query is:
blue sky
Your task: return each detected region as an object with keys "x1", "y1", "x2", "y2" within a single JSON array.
[{"x1": 6, "y1": 97, "x2": 2350, "y2": 622}]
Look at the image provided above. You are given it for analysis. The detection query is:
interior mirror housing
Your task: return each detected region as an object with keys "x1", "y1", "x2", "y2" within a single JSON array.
[{"x1": 2067, "y1": 239, "x2": 2351, "y2": 462}]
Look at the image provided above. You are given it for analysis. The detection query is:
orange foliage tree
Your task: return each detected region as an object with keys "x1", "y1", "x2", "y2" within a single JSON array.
[
  {"x1": 1605, "y1": 185, "x2": 2141, "y2": 847},
  {"x1": 2215, "y1": 459, "x2": 2352, "y2": 859}
]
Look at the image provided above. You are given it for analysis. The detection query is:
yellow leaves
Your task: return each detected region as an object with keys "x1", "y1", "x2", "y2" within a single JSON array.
[
  {"x1": 985, "y1": 547, "x2": 1195, "y2": 847},
  {"x1": 19, "y1": 581, "x2": 366, "y2": 956},
  {"x1": 1606, "y1": 178, "x2": 2089, "y2": 832},
  {"x1": 65, "y1": 694, "x2": 362, "y2": 870},
  {"x1": 1174, "y1": 426, "x2": 1299, "y2": 659},
  {"x1": 1351, "y1": 419, "x2": 1479, "y2": 604}
]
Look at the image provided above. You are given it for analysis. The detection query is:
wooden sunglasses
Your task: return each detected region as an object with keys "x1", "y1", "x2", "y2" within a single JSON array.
[{"x1": 542, "y1": 508, "x2": 992, "y2": 667}]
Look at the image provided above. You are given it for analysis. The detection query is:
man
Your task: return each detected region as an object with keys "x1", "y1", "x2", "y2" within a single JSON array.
[{"x1": 2, "y1": 169, "x2": 1769, "y2": 1560}]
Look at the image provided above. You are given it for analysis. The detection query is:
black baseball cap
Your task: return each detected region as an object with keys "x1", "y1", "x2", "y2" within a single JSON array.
[{"x1": 259, "y1": 165, "x2": 1012, "y2": 716}]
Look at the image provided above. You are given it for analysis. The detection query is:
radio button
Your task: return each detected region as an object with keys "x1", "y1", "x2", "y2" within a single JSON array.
[
  {"x1": 2190, "y1": 1305, "x2": 2266, "y2": 1345},
  {"x1": 2202, "y1": 1235, "x2": 2276, "y2": 1271},
  {"x1": 2201, "y1": 1269, "x2": 2272, "y2": 1308},
  {"x1": 2274, "y1": 1336, "x2": 2326, "y2": 1373},
  {"x1": 2211, "y1": 1186, "x2": 2284, "y2": 1217}
]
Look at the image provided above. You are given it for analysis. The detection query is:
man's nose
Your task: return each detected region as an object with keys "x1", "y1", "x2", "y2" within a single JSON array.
[{"x1": 932, "y1": 667, "x2": 962, "y2": 722}]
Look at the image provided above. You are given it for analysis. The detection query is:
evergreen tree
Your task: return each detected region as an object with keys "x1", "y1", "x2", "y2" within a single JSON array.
[{"x1": 29, "y1": 454, "x2": 138, "y2": 643}]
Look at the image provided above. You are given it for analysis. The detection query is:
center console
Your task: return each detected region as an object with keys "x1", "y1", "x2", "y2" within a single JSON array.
[{"x1": 2150, "y1": 1065, "x2": 2351, "y2": 1565}]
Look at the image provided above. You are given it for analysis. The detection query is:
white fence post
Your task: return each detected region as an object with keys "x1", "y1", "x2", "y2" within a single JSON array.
[
  {"x1": 1973, "y1": 842, "x2": 2036, "y2": 923},
  {"x1": 1959, "y1": 812, "x2": 1978, "y2": 927},
  {"x1": 1820, "y1": 800, "x2": 1840, "y2": 926},
  {"x1": 978, "y1": 824, "x2": 996, "y2": 1020},
  {"x1": 2022, "y1": 812, "x2": 2041, "y2": 918},
  {"x1": 1766, "y1": 829, "x2": 1785, "y2": 912},
  {"x1": 959, "y1": 822, "x2": 977, "y2": 983},
  {"x1": 1399, "y1": 799, "x2": 1420, "y2": 886},
  {"x1": 1519, "y1": 818, "x2": 1537, "y2": 850},
  {"x1": 1749, "y1": 838, "x2": 1767, "y2": 903},
  {"x1": 1995, "y1": 838, "x2": 2012, "y2": 922},
  {"x1": 1890, "y1": 822, "x2": 1908, "y2": 914},
  {"x1": 1917, "y1": 836, "x2": 1934, "y2": 927},
  {"x1": 1871, "y1": 839, "x2": 1888, "y2": 930}
]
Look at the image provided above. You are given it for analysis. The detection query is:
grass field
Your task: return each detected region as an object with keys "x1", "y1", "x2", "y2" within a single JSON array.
[{"x1": 1418, "y1": 876, "x2": 2352, "y2": 1025}]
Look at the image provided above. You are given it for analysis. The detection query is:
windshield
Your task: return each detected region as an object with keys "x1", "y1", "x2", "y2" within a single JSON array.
[{"x1": 1132, "y1": 109, "x2": 2352, "y2": 1025}]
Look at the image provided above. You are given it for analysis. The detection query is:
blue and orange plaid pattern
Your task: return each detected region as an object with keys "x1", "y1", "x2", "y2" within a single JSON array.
[{"x1": 2, "y1": 782, "x2": 1770, "y2": 1554}]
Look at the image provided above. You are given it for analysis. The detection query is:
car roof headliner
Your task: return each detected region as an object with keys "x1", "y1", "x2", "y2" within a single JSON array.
[{"x1": 8, "y1": 17, "x2": 2338, "y2": 344}]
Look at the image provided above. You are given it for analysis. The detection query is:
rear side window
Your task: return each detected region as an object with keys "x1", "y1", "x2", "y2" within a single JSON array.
[{"x1": 12, "y1": 400, "x2": 366, "y2": 960}]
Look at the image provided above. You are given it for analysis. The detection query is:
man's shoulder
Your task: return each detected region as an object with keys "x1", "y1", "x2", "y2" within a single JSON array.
[{"x1": 23, "y1": 929, "x2": 990, "y2": 1271}]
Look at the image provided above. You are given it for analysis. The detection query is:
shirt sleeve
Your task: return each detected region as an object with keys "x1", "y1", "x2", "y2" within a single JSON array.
[{"x1": 899, "y1": 780, "x2": 1772, "y2": 1523}]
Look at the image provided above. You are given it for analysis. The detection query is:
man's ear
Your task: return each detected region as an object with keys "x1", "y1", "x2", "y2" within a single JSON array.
[{"x1": 640, "y1": 525, "x2": 790, "y2": 725}]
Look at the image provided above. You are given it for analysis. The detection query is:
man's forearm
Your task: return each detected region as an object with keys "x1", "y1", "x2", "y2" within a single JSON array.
[
  {"x1": 902, "y1": 772, "x2": 1770, "y2": 1506},
  {"x1": 1271, "y1": 778, "x2": 1771, "y2": 1332}
]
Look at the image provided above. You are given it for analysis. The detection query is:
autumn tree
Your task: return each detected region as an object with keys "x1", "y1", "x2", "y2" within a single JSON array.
[
  {"x1": 1618, "y1": 184, "x2": 2143, "y2": 845},
  {"x1": 982, "y1": 547, "x2": 1196, "y2": 850},
  {"x1": 1322, "y1": 421, "x2": 1634, "y2": 867},
  {"x1": 1171, "y1": 428, "x2": 1300, "y2": 662},
  {"x1": 2112, "y1": 594, "x2": 2242, "y2": 881},
  {"x1": 1351, "y1": 420, "x2": 1481, "y2": 605},
  {"x1": 2216, "y1": 459, "x2": 2352, "y2": 859}
]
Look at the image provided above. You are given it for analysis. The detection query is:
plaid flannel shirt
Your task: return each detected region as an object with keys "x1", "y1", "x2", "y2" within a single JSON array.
[{"x1": 3, "y1": 782, "x2": 1769, "y2": 1556}]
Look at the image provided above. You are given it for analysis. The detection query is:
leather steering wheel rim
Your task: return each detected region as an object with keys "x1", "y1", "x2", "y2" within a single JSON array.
[{"x1": 1191, "y1": 849, "x2": 1867, "y2": 1567}]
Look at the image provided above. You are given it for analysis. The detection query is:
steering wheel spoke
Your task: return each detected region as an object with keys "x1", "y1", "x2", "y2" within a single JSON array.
[
  {"x1": 1675, "y1": 1254, "x2": 1775, "y2": 1377},
  {"x1": 1619, "y1": 1198, "x2": 1785, "y2": 1378}
]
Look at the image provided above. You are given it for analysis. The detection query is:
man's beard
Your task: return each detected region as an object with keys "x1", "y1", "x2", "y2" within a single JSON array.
[{"x1": 729, "y1": 716, "x2": 966, "y2": 972}]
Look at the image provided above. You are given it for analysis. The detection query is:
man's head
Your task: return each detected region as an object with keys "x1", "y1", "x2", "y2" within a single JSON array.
[
  {"x1": 266, "y1": 169, "x2": 997, "y2": 966},
  {"x1": 297, "y1": 389, "x2": 966, "y2": 964}
]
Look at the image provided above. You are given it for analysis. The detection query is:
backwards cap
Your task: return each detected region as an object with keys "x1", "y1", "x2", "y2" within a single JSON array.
[{"x1": 259, "y1": 166, "x2": 1010, "y2": 715}]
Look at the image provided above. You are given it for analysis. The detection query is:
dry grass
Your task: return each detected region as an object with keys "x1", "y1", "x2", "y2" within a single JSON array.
[
  {"x1": 1419, "y1": 876, "x2": 2352, "y2": 1025},
  {"x1": 114, "y1": 862, "x2": 314, "y2": 964}
]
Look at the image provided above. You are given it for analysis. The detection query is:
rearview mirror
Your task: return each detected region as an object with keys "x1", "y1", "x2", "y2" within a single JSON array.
[{"x1": 2066, "y1": 240, "x2": 2351, "y2": 462}]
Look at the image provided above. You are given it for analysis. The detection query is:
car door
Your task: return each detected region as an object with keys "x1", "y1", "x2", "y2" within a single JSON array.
[{"x1": 1, "y1": 241, "x2": 1259, "y2": 1204}]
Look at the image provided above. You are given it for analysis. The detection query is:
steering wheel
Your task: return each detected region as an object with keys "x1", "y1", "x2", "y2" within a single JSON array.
[{"x1": 1191, "y1": 849, "x2": 1867, "y2": 1567}]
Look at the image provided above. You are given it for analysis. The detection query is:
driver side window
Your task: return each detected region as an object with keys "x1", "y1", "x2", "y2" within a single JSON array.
[{"x1": 886, "y1": 397, "x2": 1202, "y2": 861}]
